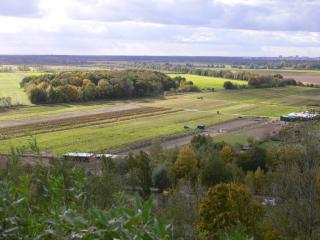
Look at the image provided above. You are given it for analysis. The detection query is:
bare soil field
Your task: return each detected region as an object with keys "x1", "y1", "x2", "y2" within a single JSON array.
[{"x1": 240, "y1": 120, "x2": 284, "y2": 140}]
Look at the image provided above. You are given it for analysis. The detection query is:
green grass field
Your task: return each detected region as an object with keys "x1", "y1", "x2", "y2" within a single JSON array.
[
  {"x1": 0, "y1": 72, "x2": 46, "y2": 106},
  {"x1": 0, "y1": 111, "x2": 233, "y2": 154},
  {"x1": 169, "y1": 74, "x2": 247, "y2": 89},
  {"x1": 0, "y1": 73, "x2": 31, "y2": 105},
  {"x1": 1, "y1": 72, "x2": 320, "y2": 154}
]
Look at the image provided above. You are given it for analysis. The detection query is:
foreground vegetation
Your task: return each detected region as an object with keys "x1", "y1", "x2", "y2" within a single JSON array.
[
  {"x1": 1, "y1": 122, "x2": 320, "y2": 239},
  {"x1": 0, "y1": 144, "x2": 172, "y2": 239}
]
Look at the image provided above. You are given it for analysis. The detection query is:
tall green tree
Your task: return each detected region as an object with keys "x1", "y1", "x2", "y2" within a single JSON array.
[{"x1": 128, "y1": 151, "x2": 153, "y2": 199}]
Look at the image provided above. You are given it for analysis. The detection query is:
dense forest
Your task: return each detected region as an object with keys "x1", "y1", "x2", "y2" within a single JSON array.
[
  {"x1": 1, "y1": 123, "x2": 320, "y2": 239},
  {"x1": 21, "y1": 70, "x2": 198, "y2": 104}
]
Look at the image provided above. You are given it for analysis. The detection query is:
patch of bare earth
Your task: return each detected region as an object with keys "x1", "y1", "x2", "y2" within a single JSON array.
[{"x1": 240, "y1": 120, "x2": 284, "y2": 140}]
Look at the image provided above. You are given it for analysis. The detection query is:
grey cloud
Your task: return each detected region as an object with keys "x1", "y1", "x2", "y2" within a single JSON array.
[
  {"x1": 1, "y1": 18, "x2": 319, "y2": 56},
  {"x1": 0, "y1": 0, "x2": 319, "y2": 55},
  {"x1": 61, "y1": 0, "x2": 320, "y2": 32}
]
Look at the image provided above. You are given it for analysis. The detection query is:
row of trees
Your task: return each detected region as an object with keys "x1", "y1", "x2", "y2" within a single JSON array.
[
  {"x1": 188, "y1": 68, "x2": 256, "y2": 80},
  {"x1": 223, "y1": 75, "x2": 298, "y2": 90},
  {"x1": 187, "y1": 69, "x2": 298, "y2": 89},
  {"x1": 248, "y1": 74, "x2": 297, "y2": 88},
  {"x1": 21, "y1": 70, "x2": 198, "y2": 104}
]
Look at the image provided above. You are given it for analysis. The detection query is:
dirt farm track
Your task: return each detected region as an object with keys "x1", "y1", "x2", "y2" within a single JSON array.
[{"x1": 118, "y1": 117, "x2": 283, "y2": 155}]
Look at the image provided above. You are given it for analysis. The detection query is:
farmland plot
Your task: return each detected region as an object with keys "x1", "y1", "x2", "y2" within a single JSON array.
[
  {"x1": 0, "y1": 73, "x2": 30, "y2": 105},
  {"x1": 0, "y1": 107, "x2": 180, "y2": 140}
]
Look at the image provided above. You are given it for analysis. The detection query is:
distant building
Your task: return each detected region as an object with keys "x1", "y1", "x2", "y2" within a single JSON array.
[
  {"x1": 240, "y1": 144, "x2": 252, "y2": 151},
  {"x1": 63, "y1": 152, "x2": 114, "y2": 162},
  {"x1": 280, "y1": 111, "x2": 320, "y2": 122},
  {"x1": 262, "y1": 197, "x2": 276, "y2": 206}
]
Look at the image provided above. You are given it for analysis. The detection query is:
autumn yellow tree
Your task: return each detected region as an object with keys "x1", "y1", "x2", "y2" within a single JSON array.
[
  {"x1": 220, "y1": 145, "x2": 235, "y2": 164},
  {"x1": 172, "y1": 146, "x2": 198, "y2": 183},
  {"x1": 198, "y1": 183, "x2": 264, "y2": 238}
]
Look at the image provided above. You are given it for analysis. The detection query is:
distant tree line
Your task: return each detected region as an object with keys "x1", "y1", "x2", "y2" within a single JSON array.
[
  {"x1": 190, "y1": 69, "x2": 296, "y2": 85},
  {"x1": 232, "y1": 61, "x2": 320, "y2": 70},
  {"x1": 223, "y1": 75, "x2": 298, "y2": 90},
  {"x1": 21, "y1": 70, "x2": 199, "y2": 104},
  {"x1": 112, "y1": 60, "x2": 320, "y2": 72},
  {"x1": 184, "y1": 69, "x2": 298, "y2": 89}
]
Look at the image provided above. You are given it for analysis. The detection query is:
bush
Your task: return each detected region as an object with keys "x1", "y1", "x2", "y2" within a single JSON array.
[
  {"x1": 200, "y1": 154, "x2": 232, "y2": 187},
  {"x1": 0, "y1": 97, "x2": 12, "y2": 107},
  {"x1": 224, "y1": 81, "x2": 236, "y2": 89},
  {"x1": 237, "y1": 146, "x2": 267, "y2": 172},
  {"x1": 153, "y1": 165, "x2": 169, "y2": 191}
]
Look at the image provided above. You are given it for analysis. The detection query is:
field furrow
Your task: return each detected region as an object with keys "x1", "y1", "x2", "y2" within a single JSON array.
[{"x1": 0, "y1": 107, "x2": 181, "y2": 139}]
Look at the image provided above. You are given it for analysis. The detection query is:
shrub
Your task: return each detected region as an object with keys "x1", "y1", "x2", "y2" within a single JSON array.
[
  {"x1": 200, "y1": 154, "x2": 232, "y2": 187},
  {"x1": 0, "y1": 97, "x2": 12, "y2": 108},
  {"x1": 224, "y1": 81, "x2": 236, "y2": 89},
  {"x1": 153, "y1": 165, "x2": 170, "y2": 191}
]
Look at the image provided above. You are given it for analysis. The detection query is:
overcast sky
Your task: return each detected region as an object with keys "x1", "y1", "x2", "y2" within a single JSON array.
[{"x1": 0, "y1": 0, "x2": 319, "y2": 56}]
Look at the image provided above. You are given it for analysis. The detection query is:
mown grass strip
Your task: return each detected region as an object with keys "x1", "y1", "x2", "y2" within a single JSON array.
[{"x1": 0, "y1": 107, "x2": 181, "y2": 139}]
